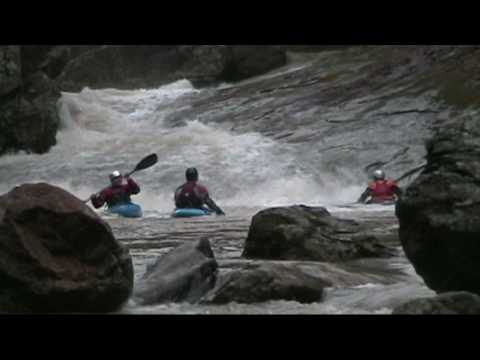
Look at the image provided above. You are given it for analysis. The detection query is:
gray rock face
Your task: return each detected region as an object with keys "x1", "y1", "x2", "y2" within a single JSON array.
[
  {"x1": 58, "y1": 46, "x2": 181, "y2": 92},
  {"x1": 57, "y1": 45, "x2": 287, "y2": 91},
  {"x1": 0, "y1": 183, "x2": 134, "y2": 313},
  {"x1": 393, "y1": 292, "x2": 480, "y2": 314},
  {"x1": 0, "y1": 46, "x2": 21, "y2": 97},
  {"x1": 162, "y1": 46, "x2": 475, "y2": 185},
  {"x1": 396, "y1": 118, "x2": 480, "y2": 295},
  {"x1": 243, "y1": 205, "x2": 396, "y2": 262},
  {"x1": 134, "y1": 238, "x2": 218, "y2": 305},
  {"x1": 203, "y1": 262, "x2": 330, "y2": 304},
  {"x1": 1, "y1": 71, "x2": 59, "y2": 153},
  {"x1": 0, "y1": 46, "x2": 61, "y2": 155},
  {"x1": 221, "y1": 46, "x2": 287, "y2": 82}
]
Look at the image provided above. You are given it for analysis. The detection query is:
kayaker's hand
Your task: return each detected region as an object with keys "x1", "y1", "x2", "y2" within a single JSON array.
[{"x1": 217, "y1": 210, "x2": 226, "y2": 216}]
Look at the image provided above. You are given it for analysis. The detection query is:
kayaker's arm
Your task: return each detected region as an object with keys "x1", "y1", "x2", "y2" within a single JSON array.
[
  {"x1": 174, "y1": 185, "x2": 186, "y2": 208},
  {"x1": 91, "y1": 187, "x2": 115, "y2": 209},
  {"x1": 205, "y1": 196, "x2": 225, "y2": 216},
  {"x1": 91, "y1": 192, "x2": 106, "y2": 209},
  {"x1": 126, "y1": 177, "x2": 140, "y2": 195},
  {"x1": 357, "y1": 188, "x2": 371, "y2": 204},
  {"x1": 393, "y1": 185, "x2": 403, "y2": 199}
]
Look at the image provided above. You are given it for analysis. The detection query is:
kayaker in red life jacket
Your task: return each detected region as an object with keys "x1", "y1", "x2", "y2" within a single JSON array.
[
  {"x1": 174, "y1": 167, "x2": 225, "y2": 215},
  {"x1": 90, "y1": 170, "x2": 141, "y2": 209},
  {"x1": 357, "y1": 169, "x2": 402, "y2": 204}
]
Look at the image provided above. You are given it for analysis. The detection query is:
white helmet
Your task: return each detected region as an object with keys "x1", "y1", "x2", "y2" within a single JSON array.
[
  {"x1": 373, "y1": 169, "x2": 386, "y2": 180},
  {"x1": 109, "y1": 170, "x2": 122, "y2": 182}
]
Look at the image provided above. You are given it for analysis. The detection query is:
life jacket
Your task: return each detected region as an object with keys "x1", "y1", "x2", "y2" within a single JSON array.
[
  {"x1": 368, "y1": 180, "x2": 398, "y2": 203},
  {"x1": 105, "y1": 186, "x2": 133, "y2": 207},
  {"x1": 96, "y1": 178, "x2": 140, "y2": 208},
  {"x1": 175, "y1": 181, "x2": 208, "y2": 209}
]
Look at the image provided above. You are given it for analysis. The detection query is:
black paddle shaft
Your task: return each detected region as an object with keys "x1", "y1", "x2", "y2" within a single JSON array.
[{"x1": 124, "y1": 153, "x2": 158, "y2": 178}]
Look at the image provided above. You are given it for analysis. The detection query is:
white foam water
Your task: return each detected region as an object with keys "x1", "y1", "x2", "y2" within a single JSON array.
[{"x1": 0, "y1": 79, "x2": 366, "y2": 210}]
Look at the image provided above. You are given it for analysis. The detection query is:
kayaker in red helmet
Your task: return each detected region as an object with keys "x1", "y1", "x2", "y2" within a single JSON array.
[
  {"x1": 357, "y1": 169, "x2": 402, "y2": 204},
  {"x1": 174, "y1": 167, "x2": 225, "y2": 215},
  {"x1": 90, "y1": 170, "x2": 141, "y2": 209}
]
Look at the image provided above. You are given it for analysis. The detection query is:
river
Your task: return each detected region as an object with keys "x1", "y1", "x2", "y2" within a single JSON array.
[{"x1": 0, "y1": 49, "x2": 439, "y2": 313}]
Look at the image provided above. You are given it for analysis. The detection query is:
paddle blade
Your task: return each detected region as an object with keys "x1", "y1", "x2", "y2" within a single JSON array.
[{"x1": 134, "y1": 153, "x2": 158, "y2": 172}]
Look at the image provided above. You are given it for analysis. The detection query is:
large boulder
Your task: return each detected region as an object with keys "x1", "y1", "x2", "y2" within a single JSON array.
[
  {"x1": 202, "y1": 262, "x2": 330, "y2": 304},
  {"x1": 0, "y1": 183, "x2": 134, "y2": 313},
  {"x1": 396, "y1": 118, "x2": 480, "y2": 294},
  {"x1": 243, "y1": 205, "x2": 395, "y2": 261},
  {"x1": 0, "y1": 46, "x2": 22, "y2": 97},
  {"x1": 0, "y1": 46, "x2": 63, "y2": 155},
  {"x1": 392, "y1": 292, "x2": 480, "y2": 315},
  {"x1": 0, "y1": 71, "x2": 59, "y2": 154},
  {"x1": 134, "y1": 238, "x2": 218, "y2": 305}
]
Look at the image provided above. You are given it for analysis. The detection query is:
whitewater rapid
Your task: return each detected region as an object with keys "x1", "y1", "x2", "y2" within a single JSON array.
[{"x1": 0, "y1": 79, "x2": 365, "y2": 214}]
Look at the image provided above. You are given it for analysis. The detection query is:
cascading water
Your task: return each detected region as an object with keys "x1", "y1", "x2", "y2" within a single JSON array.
[{"x1": 0, "y1": 79, "x2": 365, "y2": 214}]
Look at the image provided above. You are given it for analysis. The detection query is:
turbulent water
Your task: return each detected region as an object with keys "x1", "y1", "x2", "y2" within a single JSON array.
[{"x1": 0, "y1": 50, "x2": 438, "y2": 314}]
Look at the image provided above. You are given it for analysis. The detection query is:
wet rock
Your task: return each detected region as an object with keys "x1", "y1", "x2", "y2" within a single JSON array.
[
  {"x1": 218, "y1": 258, "x2": 405, "y2": 288},
  {"x1": 177, "y1": 45, "x2": 231, "y2": 87},
  {"x1": 0, "y1": 46, "x2": 22, "y2": 97},
  {"x1": 0, "y1": 71, "x2": 59, "y2": 154},
  {"x1": 392, "y1": 292, "x2": 480, "y2": 314},
  {"x1": 396, "y1": 118, "x2": 480, "y2": 295},
  {"x1": 243, "y1": 205, "x2": 396, "y2": 262},
  {"x1": 0, "y1": 46, "x2": 63, "y2": 156},
  {"x1": 134, "y1": 238, "x2": 218, "y2": 305},
  {"x1": 282, "y1": 45, "x2": 351, "y2": 53},
  {"x1": 58, "y1": 46, "x2": 181, "y2": 91},
  {"x1": 221, "y1": 46, "x2": 287, "y2": 82},
  {"x1": 203, "y1": 262, "x2": 329, "y2": 304},
  {"x1": 57, "y1": 45, "x2": 287, "y2": 91},
  {"x1": 38, "y1": 46, "x2": 72, "y2": 79},
  {"x1": 0, "y1": 183, "x2": 134, "y2": 313},
  {"x1": 21, "y1": 46, "x2": 57, "y2": 76}
]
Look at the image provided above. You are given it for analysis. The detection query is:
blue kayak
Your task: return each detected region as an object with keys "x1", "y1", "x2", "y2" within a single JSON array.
[
  {"x1": 108, "y1": 203, "x2": 143, "y2": 218},
  {"x1": 172, "y1": 208, "x2": 210, "y2": 218}
]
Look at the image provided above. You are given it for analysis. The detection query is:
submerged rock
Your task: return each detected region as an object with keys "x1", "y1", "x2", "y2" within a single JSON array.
[
  {"x1": 134, "y1": 238, "x2": 218, "y2": 305},
  {"x1": 0, "y1": 183, "x2": 134, "y2": 313},
  {"x1": 243, "y1": 205, "x2": 395, "y2": 262}
]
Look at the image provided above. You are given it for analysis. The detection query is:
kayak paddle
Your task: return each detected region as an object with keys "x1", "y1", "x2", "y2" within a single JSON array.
[
  {"x1": 124, "y1": 153, "x2": 158, "y2": 178},
  {"x1": 83, "y1": 153, "x2": 158, "y2": 203}
]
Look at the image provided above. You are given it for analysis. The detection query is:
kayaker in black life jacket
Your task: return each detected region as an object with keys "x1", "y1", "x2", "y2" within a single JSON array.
[{"x1": 174, "y1": 167, "x2": 225, "y2": 215}]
